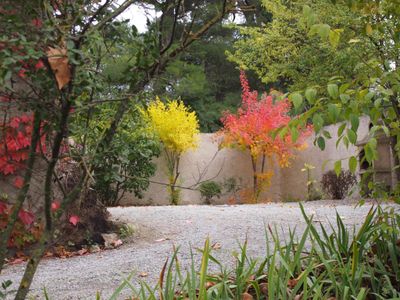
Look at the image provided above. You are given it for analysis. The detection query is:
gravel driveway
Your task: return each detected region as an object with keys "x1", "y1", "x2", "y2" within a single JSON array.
[{"x1": 0, "y1": 201, "x2": 396, "y2": 299}]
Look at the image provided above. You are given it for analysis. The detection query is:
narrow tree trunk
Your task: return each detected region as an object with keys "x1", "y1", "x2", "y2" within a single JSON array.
[
  {"x1": 15, "y1": 99, "x2": 71, "y2": 299},
  {"x1": 251, "y1": 155, "x2": 258, "y2": 202}
]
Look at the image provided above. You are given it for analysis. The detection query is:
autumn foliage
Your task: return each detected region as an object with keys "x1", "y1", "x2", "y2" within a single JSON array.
[
  {"x1": 145, "y1": 98, "x2": 199, "y2": 204},
  {"x1": 218, "y1": 71, "x2": 311, "y2": 201},
  {"x1": 0, "y1": 113, "x2": 46, "y2": 175}
]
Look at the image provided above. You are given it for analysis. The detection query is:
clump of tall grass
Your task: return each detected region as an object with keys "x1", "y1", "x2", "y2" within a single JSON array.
[{"x1": 106, "y1": 204, "x2": 399, "y2": 300}]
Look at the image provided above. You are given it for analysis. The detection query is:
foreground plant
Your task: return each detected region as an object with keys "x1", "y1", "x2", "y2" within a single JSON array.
[{"x1": 107, "y1": 204, "x2": 399, "y2": 300}]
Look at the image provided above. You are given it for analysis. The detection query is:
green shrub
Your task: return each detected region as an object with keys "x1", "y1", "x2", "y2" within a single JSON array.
[{"x1": 198, "y1": 181, "x2": 222, "y2": 204}]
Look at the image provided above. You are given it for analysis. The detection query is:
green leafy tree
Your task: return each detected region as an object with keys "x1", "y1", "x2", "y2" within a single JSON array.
[
  {"x1": 228, "y1": 0, "x2": 372, "y2": 92},
  {"x1": 288, "y1": 0, "x2": 400, "y2": 198},
  {"x1": 72, "y1": 103, "x2": 160, "y2": 206}
]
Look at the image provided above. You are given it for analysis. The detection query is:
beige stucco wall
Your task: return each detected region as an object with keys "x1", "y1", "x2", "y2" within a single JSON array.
[{"x1": 120, "y1": 116, "x2": 371, "y2": 205}]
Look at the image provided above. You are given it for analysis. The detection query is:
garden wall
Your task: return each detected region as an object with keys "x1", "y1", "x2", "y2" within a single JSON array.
[{"x1": 120, "y1": 117, "x2": 371, "y2": 205}]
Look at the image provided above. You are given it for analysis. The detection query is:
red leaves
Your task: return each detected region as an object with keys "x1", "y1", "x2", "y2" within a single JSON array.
[
  {"x1": 14, "y1": 176, "x2": 24, "y2": 189},
  {"x1": 17, "y1": 68, "x2": 27, "y2": 78},
  {"x1": 0, "y1": 113, "x2": 46, "y2": 176},
  {"x1": 69, "y1": 215, "x2": 80, "y2": 226},
  {"x1": 0, "y1": 202, "x2": 7, "y2": 214},
  {"x1": 31, "y1": 18, "x2": 43, "y2": 28},
  {"x1": 51, "y1": 201, "x2": 61, "y2": 212},
  {"x1": 219, "y1": 71, "x2": 311, "y2": 166},
  {"x1": 35, "y1": 60, "x2": 45, "y2": 70},
  {"x1": 18, "y1": 209, "x2": 34, "y2": 226}
]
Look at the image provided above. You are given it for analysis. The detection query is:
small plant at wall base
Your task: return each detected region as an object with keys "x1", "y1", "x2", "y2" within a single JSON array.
[
  {"x1": 321, "y1": 170, "x2": 357, "y2": 199},
  {"x1": 301, "y1": 163, "x2": 322, "y2": 201},
  {"x1": 199, "y1": 181, "x2": 222, "y2": 204},
  {"x1": 218, "y1": 71, "x2": 312, "y2": 202},
  {"x1": 145, "y1": 98, "x2": 199, "y2": 205}
]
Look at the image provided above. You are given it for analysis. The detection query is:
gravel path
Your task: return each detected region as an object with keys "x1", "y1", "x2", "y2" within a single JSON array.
[{"x1": 0, "y1": 201, "x2": 396, "y2": 299}]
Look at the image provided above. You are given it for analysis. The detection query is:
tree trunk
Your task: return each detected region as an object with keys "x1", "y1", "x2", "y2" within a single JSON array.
[{"x1": 251, "y1": 155, "x2": 258, "y2": 202}]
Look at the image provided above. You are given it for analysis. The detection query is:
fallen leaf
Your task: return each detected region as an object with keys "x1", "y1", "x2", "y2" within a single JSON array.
[
  {"x1": 294, "y1": 294, "x2": 303, "y2": 300},
  {"x1": 139, "y1": 272, "x2": 148, "y2": 277},
  {"x1": 205, "y1": 281, "x2": 215, "y2": 289},
  {"x1": 260, "y1": 283, "x2": 268, "y2": 295},
  {"x1": 288, "y1": 278, "x2": 298, "y2": 289},
  {"x1": 112, "y1": 239, "x2": 123, "y2": 247},
  {"x1": 241, "y1": 292, "x2": 253, "y2": 300},
  {"x1": 155, "y1": 237, "x2": 170, "y2": 242},
  {"x1": 44, "y1": 251, "x2": 54, "y2": 258},
  {"x1": 8, "y1": 258, "x2": 25, "y2": 265},
  {"x1": 77, "y1": 248, "x2": 88, "y2": 256},
  {"x1": 211, "y1": 242, "x2": 221, "y2": 250},
  {"x1": 47, "y1": 47, "x2": 71, "y2": 89}
]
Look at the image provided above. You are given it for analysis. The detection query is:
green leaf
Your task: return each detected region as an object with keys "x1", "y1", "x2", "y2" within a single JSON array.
[
  {"x1": 334, "y1": 160, "x2": 342, "y2": 177},
  {"x1": 350, "y1": 114, "x2": 359, "y2": 132},
  {"x1": 329, "y1": 29, "x2": 341, "y2": 48},
  {"x1": 290, "y1": 93, "x2": 303, "y2": 110},
  {"x1": 318, "y1": 24, "x2": 331, "y2": 40},
  {"x1": 305, "y1": 88, "x2": 317, "y2": 104},
  {"x1": 328, "y1": 104, "x2": 340, "y2": 122},
  {"x1": 312, "y1": 113, "x2": 324, "y2": 132},
  {"x1": 291, "y1": 127, "x2": 299, "y2": 142},
  {"x1": 327, "y1": 84, "x2": 339, "y2": 99},
  {"x1": 317, "y1": 136, "x2": 325, "y2": 150},
  {"x1": 337, "y1": 123, "x2": 346, "y2": 137},
  {"x1": 365, "y1": 138, "x2": 378, "y2": 163},
  {"x1": 340, "y1": 94, "x2": 350, "y2": 103},
  {"x1": 365, "y1": 23, "x2": 373, "y2": 35},
  {"x1": 347, "y1": 129, "x2": 357, "y2": 144},
  {"x1": 349, "y1": 156, "x2": 357, "y2": 174},
  {"x1": 322, "y1": 130, "x2": 332, "y2": 139}
]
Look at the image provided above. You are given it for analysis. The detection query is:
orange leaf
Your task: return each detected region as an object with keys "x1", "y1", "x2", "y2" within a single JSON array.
[
  {"x1": 139, "y1": 272, "x2": 148, "y2": 277},
  {"x1": 47, "y1": 47, "x2": 71, "y2": 90}
]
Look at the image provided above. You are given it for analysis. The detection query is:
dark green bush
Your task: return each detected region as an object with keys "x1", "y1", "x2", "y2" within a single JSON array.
[
  {"x1": 198, "y1": 181, "x2": 222, "y2": 204},
  {"x1": 321, "y1": 170, "x2": 357, "y2": 199}
]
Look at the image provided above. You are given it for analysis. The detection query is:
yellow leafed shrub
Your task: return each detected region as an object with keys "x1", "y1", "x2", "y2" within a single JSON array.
[
  {"x1": 146, "y1": 97, "x2": 199, "y2": 153},
  {"x1": 144, "y1": 98, "x2": 199, "y2": 204}
]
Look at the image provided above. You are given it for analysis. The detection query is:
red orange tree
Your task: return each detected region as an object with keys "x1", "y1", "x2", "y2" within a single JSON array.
[{"x1": 218, "y1": 71, "x2": 311, "y2": 201}]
